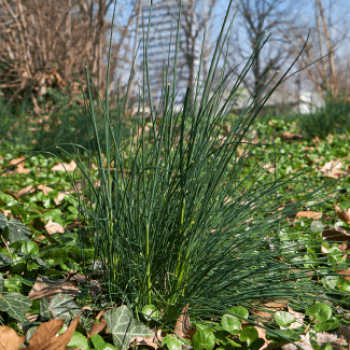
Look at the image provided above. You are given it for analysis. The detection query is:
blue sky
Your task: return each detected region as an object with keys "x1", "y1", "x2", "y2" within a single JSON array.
[{"x1": 107, "y1": 0, "x2": 349, "y2": 95}]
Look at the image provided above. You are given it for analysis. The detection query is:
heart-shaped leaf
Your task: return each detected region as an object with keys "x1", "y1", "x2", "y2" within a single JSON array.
[
  {"x1": 227, "y1": 306, "x2": 249, "y2": 320},
  {"x1": 104, "y1": 305, "x2": 153, "y2": 350},
  {"x1": 274, "y1": 311, "x2": 295, "y2": 328},
  {"x1": 239, "y1": 326, "x2": 258, "y2": 346},
  {"x1": 221, "y1": 314, "x2": 241, "y2": 335},
  {"x1": 162, "y1": 334, "x2": 183, "y2": 350},
  {"x1": 0, "y1": 292, "x2": 32, "y2": 320},
  {"x1": 305, "y1": 303, "x2": 332, "y2": 322},
  {"x1": 192, "y1": 326, "x2": 215, "y2": 350},
  {"x1": 49, "y1": 293, "x2": 80, "y2": 322}
]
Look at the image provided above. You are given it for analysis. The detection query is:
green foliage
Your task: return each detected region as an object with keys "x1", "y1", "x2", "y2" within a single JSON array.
[{"x1": 297, "y1": 90, "x2": 350, "y2": 140}]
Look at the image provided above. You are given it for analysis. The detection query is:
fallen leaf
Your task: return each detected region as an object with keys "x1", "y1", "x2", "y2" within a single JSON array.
[
  {"x1": 319, "y1": 160, "x2": 348, "y2": 179},
  {"x1": 45, "y1": 220, "x2": 65, "y2": 235},
  {"x1": 322, "y1": 225, "x2": 350, "y2": 242},
  {"x1": 23, "y1": 310, "x2": 84, "y2": 350},
  {"x1": 295, "y1": 211, "x2": 322, "y2": 220},
  {"x1": 17, "y1": 185, "x2": 35, "y2": 198},
  {"x1": 37, "y1": 184, "x2": 55, "y2": 195},
  {"x1": 88, "y1": 319, "x2": 107, "y2": 338},
  {"x1": 174, "y1": 304, "x2": 195, "y2": 341},
  {"x1": 287, "y1": 306, "x2": 304, "y2": 330},
  {"x1": 334, "y1": 203, "x2": 350, "y2": 224},
  {"x1": 337, "y1": 268, "x2": 350, "y2": 281},
  {"x1": 28, "y1": 276, "x2": 80, "y2": 302},
  {"x1": 8, "y1": 156, "x2": 30, "y2": 174},
  {"x1": 0, "y1": 326, "x2": 26, "y2": 350},
  {"x1": 282, "y1": 333, "x2": 313, "y2": 350},
  {"x1": 52, "y1": 160, "x2": 77, "y2": 172},
  {"x1": 23, "y1": 319, "x2": 65, "y2": 349},
  {"x1": 281, "y1": 131, "x2": 302, "y2": 141}
]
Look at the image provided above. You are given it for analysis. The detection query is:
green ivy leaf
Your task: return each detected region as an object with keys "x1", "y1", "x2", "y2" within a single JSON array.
[
  {"x1": 49, "y1": 293, "x2": 80, "y2": 322},
  {"x1": 274, "y1": 311, "x2": 295, "y2": 328},
  {"x1": 0, "y1": 292, "x2": 32, "y2": 320},
  {"x1": 306, "y1": 303, "x2": 332, "y2": 322},
  {"x1": 104, "y1": 305, "x2": 153, "y2": 350},
  {"x1": 3, "y1": 219, "x2": 31, "y2": 243},
  {"x1": 67, "y1": 332, "x2": 90, "y2": 350},
  {"x1": 192, "y1": 326, "x2": 215, "y2": 350},
  {"x1": 162, "y1": 334, "x2": 183, "y2": 350}
]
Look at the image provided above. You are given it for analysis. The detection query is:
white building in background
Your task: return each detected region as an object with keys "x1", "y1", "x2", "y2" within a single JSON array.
[{"x1": 133, "y1": 0, "x2": 202, "y2": 111}]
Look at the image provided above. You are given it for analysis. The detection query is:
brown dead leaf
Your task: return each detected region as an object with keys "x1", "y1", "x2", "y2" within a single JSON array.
[
  {"x1": 281, "y1": 333, "x2": 313, "y2": 350},
  {"x1": 17, "y1": 185, "x2": 35, "y2": 198},
  {"x1": 52, "y1": 160, "x2": 77, "y2": 172},
  {"x1": 174, "y1": 304, "x2": 195, "y2": 341},
  {"x1": 287, "y1": 306, "x2": 304, "y2": 330},
  {"x1": 322, "y1": 225, "x2": 350, "y2": 242},
  {"x1": 0, "y1": 325, "x2": 26, "y2": 350},
  {"x1": 37, "y1": 184, "x2": 55, "y2": 195},
  {"x1": 23, "y1": 309, "x2": 83, "y2": 350},
  {"x1": 88, "y1": 319, "x2": 107, "y2": 338},
  {"x1": 336, "y1": 268, "x2": 350, "y2": 281},
  {"x1": 295, "y1": 211, "x2": 322, "y2": 220},
  {"x1": 334, "y1": 203, "x2": 350, "y2": 224},
  {"x1": 8, "y1": 156, "x2": 30, "y2": 174},
  {"x1": 28, "y1": 277, "x2": 80, "y2": 302},
  {"x1": 23, "y1": 319, "x2": 65, "y2": 349},
  {"x1": 281, "y1": 131, "x2": 302, "y2": 141},
  {"x1": 319, "y1": 160, "x2": 348, "y2": 179},
  {"x1": 45, "y1": 220, "x2": 65, "y2": 235},
  {"x1": 251, "y1": 299, "x2": 288, "y2": 320},
  {"x1": 54, "y1": 192, "x2": 69, "y2": 206}
]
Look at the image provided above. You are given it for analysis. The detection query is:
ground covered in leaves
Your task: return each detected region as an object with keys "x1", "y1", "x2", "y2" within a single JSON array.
[{"x1": 1, "y1": 115, "x2": 350, "y2": 350}]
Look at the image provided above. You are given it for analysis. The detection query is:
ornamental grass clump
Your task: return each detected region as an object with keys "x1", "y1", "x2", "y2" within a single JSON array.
[{"x1": 27, "y1": 0, "x2": 348, "y2": 331}]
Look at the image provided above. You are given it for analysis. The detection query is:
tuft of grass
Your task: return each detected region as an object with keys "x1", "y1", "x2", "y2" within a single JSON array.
[
  {"x1": 296, "y1": 89, "x2": 350, "y2": 140},
  {"x1": 2, "y1": 0, "x2": 349, "y2": 334}
]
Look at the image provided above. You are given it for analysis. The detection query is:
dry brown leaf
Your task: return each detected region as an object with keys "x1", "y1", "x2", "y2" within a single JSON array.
[
  {"x1": 28, "y1": 277, "x2": 80, "y2": 302},
  {"x1": 45, "y1": 220, "x2": 65, "y2": 235},
  {"x1": 336, "y1": 267, "x2": 350, "y2": 281},
  {"x1": 281, "y1": 333, "x2": 313, "y2": 350},
  {"x1": 23, "y1": 319, "x2": 65, "y2": 349},
  {"x1": 88, "y1": 319, "x2": 107, "y2": 338},
  {"x1": 37, "y1": 184, "x2": 55, "y2": 195},
  {"x1": 295, "y1": 211, "x2": 322, "y2": 220},
  {"x1": 174, "y1": 304, "x2": 195, "y2": 341},
  {"x1": 23, "y1": 310, "x2": 83, "y2": 350},
  {"x1": 8, "y1": 156, "x2": 31, "y2": 174},
  {"x1": 251, "y1": 299, "x2": 288, "y2": 320},
  {"x1": 322, "y1": 225, "x2": 350, "y2": 242},
  {"x1": 287, "y1": 306, "x2": 304, "y2": 330},
  {"x1": 334, "y1": 203, "x2": 350, "y2": 224},
  {"x1": 281, "y1": 131, "x2": 302, "y2": 141},
  {"x1": 54, "y1": 192, "x2": 69, "y2": 206},
  {"x1": 17, "y1": 185, "x2": 35, "y2": 198},
  {"x1": 51, "y1": 160, "x2": 77, "y2": 172},
  {"x1": 319, "y1": 160, "x2": 348, "y2": 179},
  {"x1": 0, "y1": 325, "x2": 26, "y2": 350}
]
